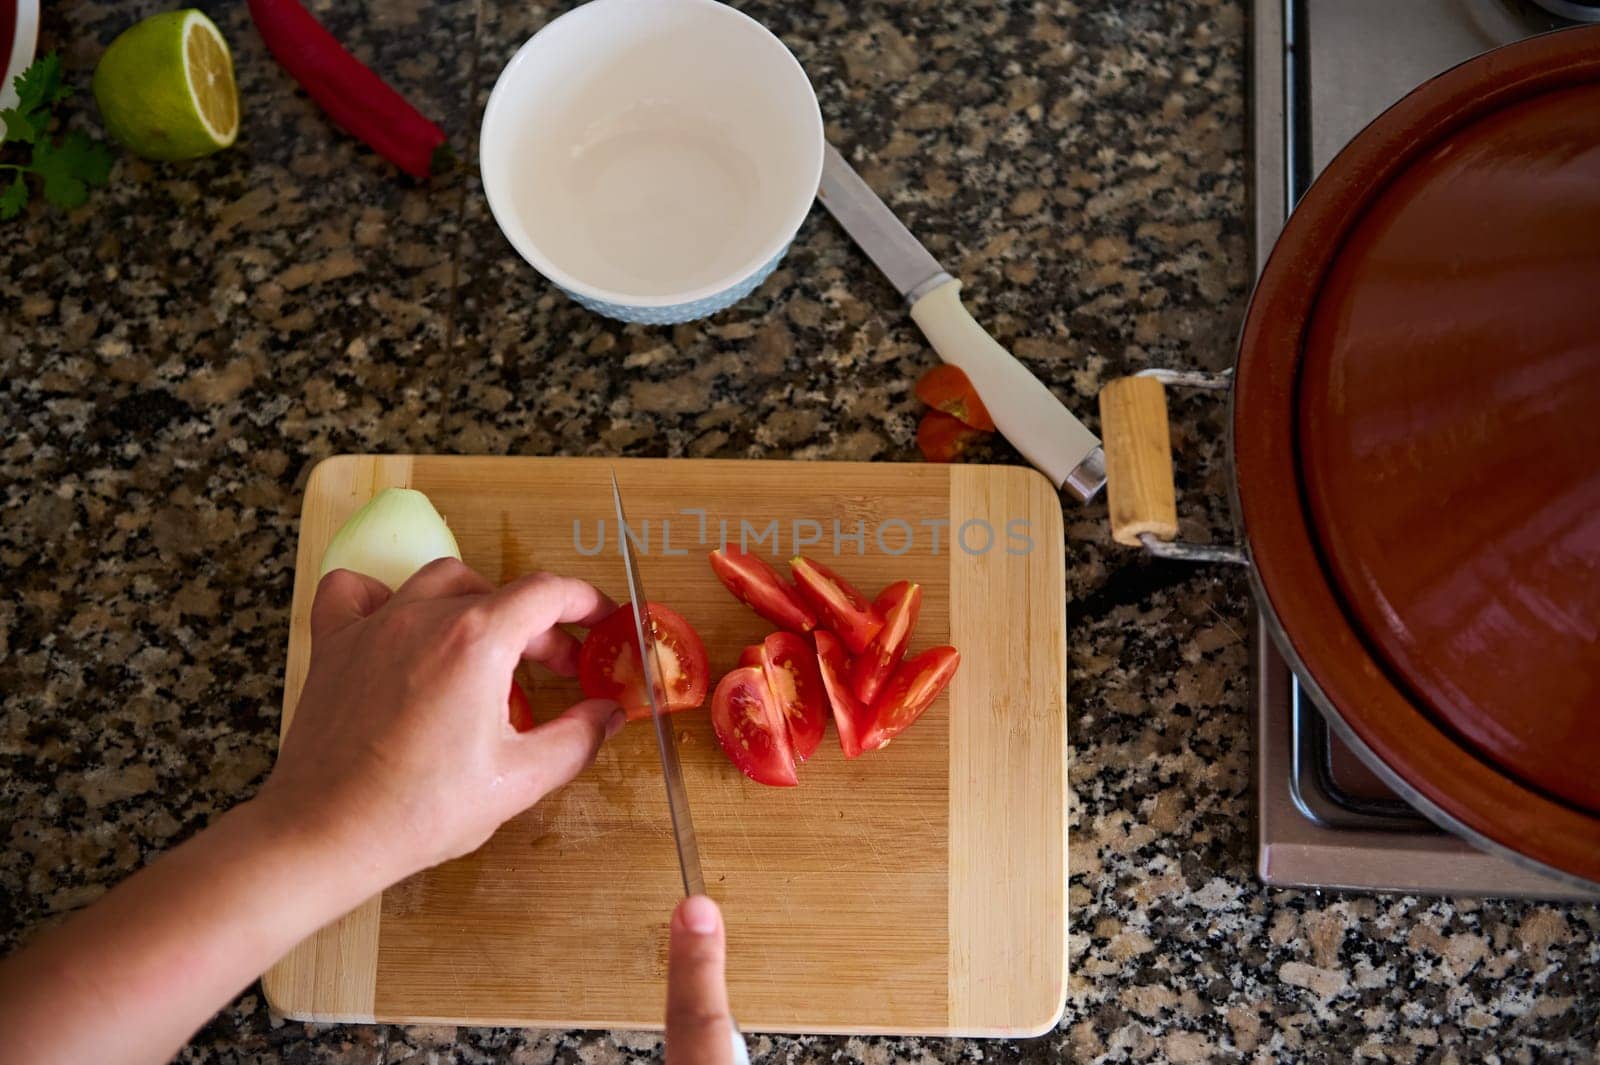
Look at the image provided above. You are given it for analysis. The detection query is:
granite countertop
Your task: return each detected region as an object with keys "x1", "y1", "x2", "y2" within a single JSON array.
[{"x1": 2, "y1": 0, "x2": 1596, "y2": 1061}]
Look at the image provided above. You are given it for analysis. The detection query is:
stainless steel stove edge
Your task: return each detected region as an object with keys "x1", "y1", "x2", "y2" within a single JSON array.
[{"x1": 1253, "y1": 618, "x2": 1597, "y2": 900}]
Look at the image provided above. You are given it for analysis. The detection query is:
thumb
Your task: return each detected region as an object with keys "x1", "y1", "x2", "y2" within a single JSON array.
[
  {"x1": 666, "y1": 896, "x2": 737, "y2": 1065},
  {"x1": 311, "y1": 569, "x2": 392, "y2": 640},
  {"x1": 510, "y1": 698, "x2": 624, "y2": 804}
]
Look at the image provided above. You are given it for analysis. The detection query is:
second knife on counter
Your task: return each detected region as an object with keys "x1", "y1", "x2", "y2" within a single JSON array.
[{"x1": 817, "y1": 142, "x2": 1106, "y2": 504}]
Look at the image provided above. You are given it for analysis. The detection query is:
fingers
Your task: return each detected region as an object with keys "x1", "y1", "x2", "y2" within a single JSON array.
[
  {"x1": 311, "y1": 569, "x2": 393, "y2": 639},
  {"x1": 390, "y1": 557, "x2": 495, "y2": 605},
  {"x1": 666, "y1": 896, "x2": 736, "y2": 1065},
  {"x1": 522, "y1": 625, "x2": 584, "y2": 677},
  {"x1": 509, "y1": 698, "x2": 625, "y2": 803},
  {"x1": 483, "y1": 572, "x2": 618, "y2": 657}
]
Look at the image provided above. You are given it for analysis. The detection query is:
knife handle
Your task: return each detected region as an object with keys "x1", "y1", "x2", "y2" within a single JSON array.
[{"x1": 908, "y1": 278, "x2": 1105, "y2": 502}]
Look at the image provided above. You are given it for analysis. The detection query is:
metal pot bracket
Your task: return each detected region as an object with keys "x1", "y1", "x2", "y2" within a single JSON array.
[{"x1": 1099, "y1": 368, "x2": 1246, "y2": 566}]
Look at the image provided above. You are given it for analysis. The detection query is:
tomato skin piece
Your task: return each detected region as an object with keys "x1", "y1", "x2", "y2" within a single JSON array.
[
  {"x1": 738, "y1": 644, "x2": 763, "y2": 670},
  {"x1": 710, "y1": 666, "x2": 799, "y2": 787},
  {"x1": 916, "y1": 410, "x2": 987, "y2": 463},
  {"x1": 578, "y1": 602, "x2": 710, "y2": 721},
  {"x1": 754, "y1": 631, "x2": 827, "y2": 763},
  {"x1": 789, "y1": 556, "x2": 884, "y2": 655},
  {"x1": 508, "y1": 678, "x2": 535, "y2": 733},
  {"x1": 709, "y1": 548, "x2": 818, "y2": 633},
  {"x1": 860, "y1": 646, "x2": 960, "y2": 752},
  {"x1": 915, "y1": 364, "x2": 996, "y2": 431},
  {"x1": 815, "y1": 629, "x2": 871, "y2": 759},
  {"x1": 849, "y1": 581, "x2": 923, "y2": 705}
]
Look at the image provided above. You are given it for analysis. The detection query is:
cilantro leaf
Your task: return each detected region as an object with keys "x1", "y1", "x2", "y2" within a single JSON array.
[
  {"x1": 31, "y1": 133, "x2": 112, "y2": 209},
  {"x1": 32, "y1": 137, "x2": 86, "y2": 209},
  {"x1": 1, "y1": 105, "x2": 38, "y2": 144},
  {"x1": 59, "y1": 131, "x2": 113, "y2": 187},
  {"x1": 13, "y1": 52, "x2": 64, "y2": 115},
  {"x1": 0, "y1": 173, "x2": 27, "y2": 219},
  {"x1": 2, "y1": 53, "x2": 113, "y2": 218}
]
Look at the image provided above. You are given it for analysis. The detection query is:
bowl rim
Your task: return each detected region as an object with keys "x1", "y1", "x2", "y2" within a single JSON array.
[
  {"x1": 478, "y1": 0, "x2": 823, "y2": 309},
  {"x1": 1, "y1": 0, "x2": 41, "y2": 112}
]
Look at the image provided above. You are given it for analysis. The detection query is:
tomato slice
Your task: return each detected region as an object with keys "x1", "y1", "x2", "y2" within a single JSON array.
[
  {"x1": 709, "y1": 547, "x2": 818, "y2": 633},
  {"x1": 915, "y1": 364, "x2": 996, "y2": 431},
  {"x1": 508, "y1": 677, "x2": 535, "y2": 733},
  {"x1": 916, "y1": 409, "x2": 987, "y2": 463},
  {"x1": 710, "y1": 666, "x2": 799, "y2": 787},
  {"x1": 860, "y1": 645, "x2": 960, "y2": 752},
  {"x1": 849, "y1": 581, "x2": 923, "y2": 705},
  {"x1": 578, "y1": 602, "x2": 710, "y2": 721},
  {"x1": 815, "y1": 629, "x2": 871, "y2": 759},
  {"x1": 789, "y1": 557, "x2": 884, "y2": 655},
  {"x1": 750, "y1": 631, "x2": 827, "y2": 763},
  {"x1": 737, "y1": 644, "x2": 763, "y2": 670}
]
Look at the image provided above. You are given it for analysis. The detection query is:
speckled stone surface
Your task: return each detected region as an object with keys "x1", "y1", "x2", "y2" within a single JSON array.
[{"x1": 2, "y1": 1, "x2": 1596, "y2": 1062}]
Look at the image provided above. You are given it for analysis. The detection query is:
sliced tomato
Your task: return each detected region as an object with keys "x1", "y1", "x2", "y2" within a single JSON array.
[
  {"x1": 709, "y1": 547, "x2": 817, "y2": 633},
  {"x1": 915, "y1": 363, "x2": 996, "y2": 431},
  {"x1": 789, "y1": 557, "x2": 883, "y2": 655},
  {"x1": 578, "y1": 602, "x2": 710, "y2": 721},
  {"x1": 860, "y1": 645, "x2": 960, "y2": 752},
  {"x1": 916, "y1": 409, "x2": 987, "y2": 463},
  {"x1": 849, "y1": 581, "x2": 923, "y2": 705},
  {"x1": 750, "y1": 631, "x2": 827, "y2": 763},
  {"x1": 508, "y1": 677, "x2": 535, "y2": 733},
  {"x1": 737, "y1": 644, "x2": 763, "y2": 670},
  {"x1": 815, "y1": 629, "x2": 870, "y2": 759},
  {"x1": 710, "y1": 666, "x2": 799, "y2": 787}
]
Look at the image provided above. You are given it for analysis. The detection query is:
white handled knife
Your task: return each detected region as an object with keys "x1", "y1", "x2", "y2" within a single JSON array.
[{"x1": 817, "y1": 143, "x2": 1106, "y2": 502}]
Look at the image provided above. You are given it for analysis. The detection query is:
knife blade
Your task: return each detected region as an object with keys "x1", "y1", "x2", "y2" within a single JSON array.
[
  {"x1": 610, "y1": 471, "x2": 706, "y2": 899},
  {"x1": 610, "y1": 474, "x2": 749, "y2": 1065},
  {"x1": 817, "y1": 142, "x2": 1107, "y2": 502}
]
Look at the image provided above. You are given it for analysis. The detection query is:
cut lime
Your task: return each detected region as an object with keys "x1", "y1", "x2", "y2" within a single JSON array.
[{"x1": 93, "y1": 9, "x2": 239, "y2": 161}]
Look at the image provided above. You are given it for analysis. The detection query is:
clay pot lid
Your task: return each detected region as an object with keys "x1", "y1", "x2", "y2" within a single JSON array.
[
  {"x1": 1234, "y1": 25, "x2": 1600, "y2": 885},
  {"x1": 1298, "y1": 80, "x2": 1600, "y2": 814}
]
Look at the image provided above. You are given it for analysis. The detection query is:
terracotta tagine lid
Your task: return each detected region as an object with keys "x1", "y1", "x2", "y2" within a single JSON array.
[
  {"x1": 1298, "y1": 78, "x2": 1600, "y2": 815},
  {"x1": 1235, "y1": 25, "x2": 1600, "y2": 885}
]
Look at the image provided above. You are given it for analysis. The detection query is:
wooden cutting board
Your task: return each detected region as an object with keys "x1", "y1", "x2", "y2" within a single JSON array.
[{"x1": 262, "y1": 455, "x2": 1067, "y2": 1037}]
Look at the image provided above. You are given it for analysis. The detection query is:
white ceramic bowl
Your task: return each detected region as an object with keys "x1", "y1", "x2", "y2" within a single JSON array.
[
  {"x1": 480, "y1": 0, "x2": 823, "y2": 325},
  {"x1": 2, "y1": 0, "x2": 41, "y2": 112}
]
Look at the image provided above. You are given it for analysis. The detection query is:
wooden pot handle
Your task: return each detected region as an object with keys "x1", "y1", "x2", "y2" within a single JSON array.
[{"x1": 1098, "y1": 376, "x2": 1179, "y2": 546}]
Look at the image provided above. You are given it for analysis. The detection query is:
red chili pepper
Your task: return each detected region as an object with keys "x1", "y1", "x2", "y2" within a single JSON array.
[{"x1": 246, "y1": 0, "x2": 448, "y2": 178}]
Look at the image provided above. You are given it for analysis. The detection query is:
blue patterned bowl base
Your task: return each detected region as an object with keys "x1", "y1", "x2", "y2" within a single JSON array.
[{"x1": 559, "y1": 245, "x2": 788, "y2": 325}]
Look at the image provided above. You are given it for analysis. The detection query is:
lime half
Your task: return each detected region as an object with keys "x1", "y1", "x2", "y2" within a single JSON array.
[{"x1": 94, "y1": 9, "x2": 239, "y2": 161}]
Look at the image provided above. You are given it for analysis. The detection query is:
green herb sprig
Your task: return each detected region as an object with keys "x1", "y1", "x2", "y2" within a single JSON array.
[{"x1": 1, "y1": 52, "x2": 115, "y2": 218}]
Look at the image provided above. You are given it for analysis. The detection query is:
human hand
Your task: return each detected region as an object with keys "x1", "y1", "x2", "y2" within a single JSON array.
[
  {"x1": 257, "y1": 558, "x2": 624, "y2": 888},
  {"x1": 666, "y1": 895, "x2": 746, "y2": 1065}
]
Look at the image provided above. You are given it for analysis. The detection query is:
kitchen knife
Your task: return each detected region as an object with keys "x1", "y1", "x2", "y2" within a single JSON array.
[
  {"x1": 609, "y1": 472, "x2": 749, "y2": 1065},
  {"x1": 817, "y1": 142, "x2": 1107, "y2": 502}
]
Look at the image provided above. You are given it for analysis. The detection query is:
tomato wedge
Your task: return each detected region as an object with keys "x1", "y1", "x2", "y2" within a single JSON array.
[
  {"x1": 849, "y1": 581, "x2": 922, "y2": 705},
  {"x1": 578, "y1": 602, "x2": 709, "y2": 721},
  {"x1": 508, "y1": 677, "x2": 535, "y2": 733},
  {"x1": 860, "y1": 645, "x2": 960, "y2": 752},
  {"x1": 916, "y1": 409, "x2": 987, "y2": 463},
  {"x1": 749, "y1": 631, "x2": 827, "y2": 763},
  {"x1": 710, "y1": 666, "x2": 799, "y2": 787},
  {"x1": 737, "y1": 644, "x2": 763, "y2": 670},
  {"x1": 915, "y1": 364, "x2": 996, "y2": 431},
  {"x1": 815, "y1": 629, "x2": 871, "y2": 759},
  {"x1": 709, "y1": 547, "x2": 817, "y2": 633},
  {"x1": 789, "y1": 557, "x2": 883, "y2": 654}
]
